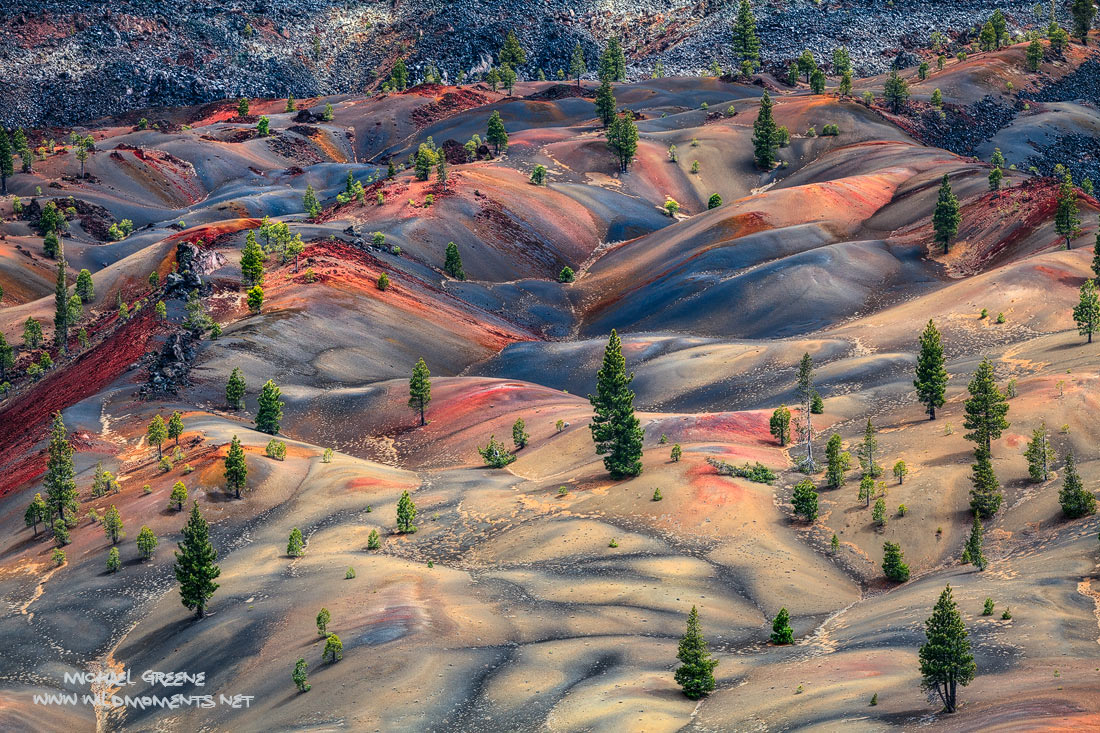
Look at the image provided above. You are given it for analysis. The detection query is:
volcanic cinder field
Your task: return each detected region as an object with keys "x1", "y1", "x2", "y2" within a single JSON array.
[{"x1": 3, "y1": 13, "x2": 1100, "y2": 733}]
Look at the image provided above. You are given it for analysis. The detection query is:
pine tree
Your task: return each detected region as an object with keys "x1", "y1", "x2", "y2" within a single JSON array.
[
  {"x1": 389, "y1": 59, "x2": 408, "y2": 90},
  {"x1": 770, "y1": 607, "x2": 794, "y2": 644},
  {"x1": 408, "y1": 358, "x2": 432, "y2": 426},
  {"x1": 569, "y1": 42, "x2": 587, "y2": 88},
  {"x1": 1059, "y1": 451, "x2": 1096, "y2": 518},
  {"x1": 53, "y1": 246, "x2": 69, "y2": 353},
  {"x1": 919, "y1": 585, "x2": 975, "y2": 713},
  {"x1": 796, "y1": 353, "x2": 816, "y2": 470},
  {"x1": 883, "y1": 71, "x2": 909, "y2": 113},
  {"x1": 588, "y1": 329, "x2": 644, "y2": 478},
  {"x1": 397, "y1": 490, "x2": 417, "y2": 533},
  {"x1": 224, "y1": 436, "x2": 248, "y2": 499},
  {"x1": 0, "y1": 332, "x2": 13, "y2": 381},
  {"x1": 1071, "y1": 0, "x2": 1097, "y2": 42},
  {"x1": 1073, "y1": 278, "x2": 1100, "y2": 343},
  {"x1": 914, "y1": 319, "x2": 948, "y2": 419},
  {"x1": 323, "y1": 633, "x2": 342, "y2": 662},
  {"x1": 147, "y1": 415, "x2": 168, "y2": 458},
  {"x1": 594, "y1": 78, "x2": 616, "y2": 127},
  {"x1": 769, "y1": 405, "x2": 791, "y2": 446},
  {"x1": 169, "y1": 481, "x2": 188, "y2": 511},
  {"x1": 932, "y1": 174, "x2": 961, "y2": 253},
  {"x1": 103, "y1": 504, "x2": 124, "y2": 544},
  {"x1": 106, "y1": 547, "x2": 121, "y2": 573},
  {"x1": 1024, "y1": 422, "x2": 1056, "y2": 482},
  {"x1": 963, "y1": 358, "x2": 1009, "y2": 455},
  {"x1": 752, "y1": 91, "x2": 779, "y2": 169},
  {"x1": 287, "y1": 527, "x2": 305, "y2": 557},
  {"x1": 499, "y1": 30, "x2": 527, "y2": 68},
  {"x1": 969, "y1": 448, "x2": 1003, "y2": 518},
  {"x1": 1093, "y1": 233, "x2": 1100, "y2": 280},
  {"x1": 858, "y1": 418, "x2": 880, "y2": 477},
  {"x1": 1027, "y1": 38, "x2": 1044, "y2": 71},
  {"x1": 825, "y1": 433, "x2": 849, "y2": 488},
  {"x1": 674, "y1": 606, "x2": 718, "y2": 699},
  {"x1": 174, "y1": 503, "x2": 221, "y2": 618},
  {"x1": 512, "y1": 418, "x2": 529, "y2": 449},
  {"x1": 285, "y1": 94, "x2": 296, "y2": 113},
  {"x1": 0, "y1": 127, "x2": 12, "y2": 195},
  {"x1": 1054, "y1": 172, "x2": 1081, "y2": 248},
  {"x1": 44, "y1": 412, "x2": 78, "y2": 530},
  {"x1": 237, "y1": 97, "x2": 250, "y2": 116},
  {"x1": 316, "y1": 607, "x2": 331, "y2": 635},
  {"x1": 136, "y1": 525, "x2": 158, "y2": 559},
  {"x1": 255, "y1": 380, "x2": 283, "y2": 434},
  {"x1": 731, "y1": 0, "x2": 761, "y2": 70},
  {"x1": 963, "y1": 515, "x2": 986, "y2": 569},
  {"x1": 226, "y1": 367, "x2": 246, "y2": 409},
  {"x1": 486, "y1": 111, "x2": 508, "y2": 154},
  {"x1": 303, "y1": 185, "x2": 321, "y2": 218},
  {"x1": 436, "y1": 155, "x2": 448, "y2": 190},
  {"x1": 443, "y1": 242, "x2": 465, "y2": 280},
  {"x1": 292, "y1": 658, "x2": 311, "y2": 692},
  {"x1": 791, "y1": 479, "x2": 818, "y2": 522},
  {"x1": 75, "y1": 268, "x2": 94, "y2": 303},
  {"x1": 24, "y1": 492, "x2": 48, "y2": 536},
  {"x1": 882, "y1": 540, "x2": 910, "y2": 582},
  {"x1": 241, "y1": 230, "x2": 265, "y2": 287},
  {"x1": 605, "y1": 112, "x2": 638, "y2": 172}
]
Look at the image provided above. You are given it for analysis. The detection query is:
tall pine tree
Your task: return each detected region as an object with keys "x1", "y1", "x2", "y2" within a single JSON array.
[
  {"x1": 44, "y1": 412, "x2": 78, "y2": 533},
  {"x1": 588, "y1": 329, "x2": 644, "y2": 478},
  {"x1": 752, "y1": 92, "x2": 778, "y2": 169},
  {"x1": 53, "y1": 240, "x2": 69, "y2": 353},
  {"x1": 1054, "y1": 172, "x2": 1081, "y2": 249},
  {"x1": 969, "y1": 448, "x2": 1003, "y2": 518},
  {"x1": 174, "y1": 502, "x2": 221, "y2": 618},
  {"x1": 963, "y1": 358, "x2": 1009, "y2": 455},
  {"x1": 224, "y1": 436, "x2": 248, "y2": 499},
  {"x1": 409, "y1": 358, "x2": 431, "y2": 426},
  {"x1": 919, "y1": 585, "x2": 975, "y2": 713},
  {"x1": 255, "y1": 380, "x2": 283, "y2": 434},
  {"x1": 1073, "y1": 278, "x2": 1100, "y2": 343},
  {"x1": 674, "y1": 606, "x2": 718, "y2": 699},
  {"x1": 932, "y1": 174, "x2": 961, "y2": 254},
  {"x1": 914, "y1": 319, "x2": 948, "y2": 419},
  {"x1": 1059, "y1": 451, "x2": 1097, "y2": 518},
  {"x1": 731, "y1": 0, "x2": 761, "y2": 70}
]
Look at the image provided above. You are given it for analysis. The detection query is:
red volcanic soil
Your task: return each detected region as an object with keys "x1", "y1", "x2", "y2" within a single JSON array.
[
  {"x1": 0, "y1": 308, "x2": 163, "y2": 498},
  {"x1": 109, "y1": 144, "x2": 205, "y2": 205},
  {"x1": 410, "y1": 87, "x2": 495, "y2": 128}
]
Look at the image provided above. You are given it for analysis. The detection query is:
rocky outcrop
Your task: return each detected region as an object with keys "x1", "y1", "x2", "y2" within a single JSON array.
[{"x1": 0, "y1": 0, "x2": 1050, "y2": 127}]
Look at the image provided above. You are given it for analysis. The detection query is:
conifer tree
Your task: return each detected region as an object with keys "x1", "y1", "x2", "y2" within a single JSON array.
[
  {"x1": 226, "y1": 367, "x2": 246, "y2": 410},
  {"x1": 605, "y1": 112, "x2": 638, "y2": 172},
  {"x1": 1073, "y1": 278, "x2": 1100, "y2": 343},
  {"x1": 858, "y1": 418, "x2": 880, "y2": 478},
  {"x1": 919, "y1": 585, "x2": 975, "y2": 713},
  {"x1": 0, "y1": 128, "x2": 12, "y2": 195},
  {"x1": 1071, "y1": 0, "x2": 1097, "y2": 42},
  {"x1": 914, "y1": 319, "x2": 948, "y2": 419},
  {"x1": 932, "y1": 174, "x2": 961, "y2": 253},
  {"x1": 825, "y1": 433, "x2": 849, "y2": 488},
  {"x1": 292, "y1": 658, "x2": 311, "y2": 692},
  {"x1": 397, "y1": 490, "x2": 417, "y2": 533},
  {"x1": 1024, "y1": 422, "x2": 1056, "y2": 482},
  {"x1": 170, "y1": 481, "x2": 188, "y2": 511},
  {"x1": 303, "y1": 185, "x2": 321, "y2": 218},
  {"x1": 883, "y1": 70, "x2": 910, "y2": 113},
  {"x1": 24, "y1": 492, "x2": 48, "y2": 536},
  {"x1": 486, "y1": 111, "x2": 508, "y2": 155},
  {"x1": 0, "y1": 332, "x2": 13, "y2": 381},
  {"x1": 588, "y1": 329, "x2": 644, "y2": 478},
  {"x1": 287, "y1": 527, "x2": 305, "y2": 557},
  {"x1": 106, "y1": 547, "x2": 121, "y2": 573},
  {"x1": 1027, "y1": 38, "x2": 1044, "y2": 71},
  {"x1": 963, "y1": 358, "x2": 1009, "y2": 455},
  {"x1": 147, "y1": 415, "x2": 168, "y2": 458},
  {"x1": 75, "y1": 268, "x2": 94, "y2": 303},
  {"x1": 569, "y1": 42, "x2": 587, "y2": 88},
  {"x1": 1059, "y1": 451, "x2": 1096, "y2": 518},
  {"x1": 136, "y1": 525, "x2": 158, "y2": 559},
  {"x1": 512, "y1": 417, "x2": 529, "y2": 449},
  {"x1": 323, "y1": 633, "x2": 343, "y2": 662},
  {"x1": 731, "y1": 0, "x2": 761, "y2": 70},
  {"x1": 409, "y1": 358, "x2": 432, "y2": 426},
  {"x1": 882, "y1": 540, "x2": 910, "y2": 582},
  {"x1": 962, "y1": 515, "x2": 986, "y2": 570},
  {"x1": 770, "y1": 607, "x2": 794, "y2": 644},
  {"x1": 1055, "y1": 172, "x2": 1081, "y2": 248},
  {"x1": 1093, "y1": 232, "x2": 1100, "y2": 280},
  {"x1": 174, "y1": 503, "x2": 221, "y2": 618},
  {"x1": 166, "y1": 412, "x2": 184, "y2": 447},
  {"x1": 443, "y1": 242, "x2": 465, "y2": 280},
  {"x1": 769, "y1": 405, "x2": 791, "y2": 446},
  {"x1": 24, "y1": 317, "x2": 43, "y2": 348},
  {"x1": 241, "y1": 230, "x2": 265, "y2": 287},
  {"x1": 53, "y1": 245, "x2": 69, "y2": 353},
  {"x1": 969, "y1": 448, "x2": 1003, "y2": 518},
  {"x1": 674, "y1": 606, "x2": 718, "y2": 699},
  {"x1": 499, "y1": 30, "x2": 527, "y2": 68},
  {"x1": 255, "y1": 380, "x2": 283, "y2": 434},
  {"x1": 389, "y1": 59, "x2": 408, "y2": 90},
  {"x1": 594, "y1": 78, "x2": 616, "y2": 127},
  {"x1": 796, "y1": 353, "x2": 816, "y2": 470},
  {"x1": 103, "y1": 504, "x2": 124, "y2": 544},
  {"x1": 316, "y1": 606, "x2": 331, "y2": 635},
  {"x1": 224, "y1": 436, "x2": 248, "y2": 499},
  {"x1": 752, "y1": 91, "x2": 779, "y2": 169},
  {"x1": 791, "y1": 479, "x2": 818, "y2": 522},
  {"x1": 44, "y1": 412, "x2": 78, "y2": 529}
]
